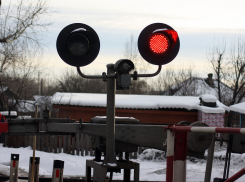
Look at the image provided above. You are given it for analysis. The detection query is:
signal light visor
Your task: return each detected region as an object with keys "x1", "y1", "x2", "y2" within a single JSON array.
[
  {"x1": 148, "y1": 33, "x2": 170, "y2": 54},
  {"x1": 67, "y1": 34, "x2": 90, "y2": 57}
]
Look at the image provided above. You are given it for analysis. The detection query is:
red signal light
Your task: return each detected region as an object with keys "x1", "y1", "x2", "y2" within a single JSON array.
[
  {"x1": 138, "y1": 23, "x2": 180, "y2": 66},
  {"x1": 148, "y1": 33, "x2": 169, "y2": 54}
]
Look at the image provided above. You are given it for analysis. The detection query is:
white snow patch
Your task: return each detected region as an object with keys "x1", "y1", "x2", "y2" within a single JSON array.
[
  {"x1": 230, "y1": 102, "x2": 245, "y2": 114},
  {"x1": 0, "y1": 111, "x2": 17, "y2": 117},
  {"x1": 200, "y1": 94, "x2": 217, "y2": 102}
]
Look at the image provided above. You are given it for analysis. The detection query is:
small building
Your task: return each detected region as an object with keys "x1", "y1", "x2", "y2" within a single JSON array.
[
  {"x1": 229, "y1": 102, "x2": 245, "y2": 127},
  {"x1": 52, "y1": 92, "x2": 229, "y2": 126}
]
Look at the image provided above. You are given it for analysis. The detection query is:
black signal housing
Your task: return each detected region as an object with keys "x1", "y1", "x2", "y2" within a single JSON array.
[
  {"x1": 56, "y1": 23, "x2": 100, "y2": 67},
  {"x1": 138, "y1": 23, "x2": 180, "y2": 65}
]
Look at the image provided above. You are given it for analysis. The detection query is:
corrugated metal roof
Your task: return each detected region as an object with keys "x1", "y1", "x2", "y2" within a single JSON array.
[{"x1": 52, "y1": 92, "x2": 229, "y2": 114}]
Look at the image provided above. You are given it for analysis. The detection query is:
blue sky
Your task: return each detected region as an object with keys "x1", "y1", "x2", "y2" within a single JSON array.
[{"x1": 41, "y1": 0, "x2": 245, "y2": 77}]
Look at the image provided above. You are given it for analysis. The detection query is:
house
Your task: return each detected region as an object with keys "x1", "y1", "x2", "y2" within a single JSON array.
[
  {"x1": 0, "y1": 86, "x2": 35, "y2": 115},
  {"x1": 165, "y1": 74, "x2": 234, "y2": 106},
  {"x1": 17, "y1": 95, "x2": 55, "y2": 118},
  {"x1": 0, "y1": 86, "x2": 21, "y2": 111},
  {"x1": 52, "y1": 92, "x2": 229, "y2": 126},
  {"x1": 16, "y1": 100, "x2": 36, "y2": 117}
]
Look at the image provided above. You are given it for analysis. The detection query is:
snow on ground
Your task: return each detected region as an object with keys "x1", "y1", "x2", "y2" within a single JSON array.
[{"x1": 1, "y1": 144, "x2": 245, "y2": 181}]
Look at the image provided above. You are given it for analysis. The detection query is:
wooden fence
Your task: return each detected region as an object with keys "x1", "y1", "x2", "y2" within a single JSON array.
[
  {"x1": 3, "y1": 134, "x2": 94, "y2": 156},
  {"x1": 1, "y1": 133, "x2": 141, "y2": 159}
]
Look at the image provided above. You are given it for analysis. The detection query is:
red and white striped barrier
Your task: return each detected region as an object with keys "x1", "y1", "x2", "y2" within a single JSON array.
[
  {"x1": 173, "y1": 131, "x2": 187, "y2": 182},
  {"x1": 166, "y1": 128, "x2": 188, "y2": 182},
  {"x1": 166, "y1": 130, "x2": 174, "y2": 182},
  {"x1": 168, "y1": 126, "x2": 245, "y2": 134},
  {"x1": 164, "y1": 125, "x2": 245, "y2": 182}
]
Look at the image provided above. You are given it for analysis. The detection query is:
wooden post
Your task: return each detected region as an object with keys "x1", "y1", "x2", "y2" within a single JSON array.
[
  {"x1": 52, "y1": 160, "x2": 64, "y2": 182},
  {"x1": 32, "y1": 105, "x2": 38, "y2": 182},
  {"x1": 76, "y1": 133, "x2": 79, "y2": 155},
  {"x1": 58, "y1": 136, "x2": 62, "y2": 153},
  {"x1": 80, "y1": 134, "x2": 84, "y2": 156},
  {"x1": 28, "y1": 157, "x2": 40, "y2": 182},
  {"x1": 85, "y1": 135, "x2": 88, "y2": 156},
  {"x1": 36, "y1": 136, "x2": 40, "y2": 151},
  {"x1": 44, "y1": 135, "x2": 48, "y2": 152},
  {"x1": 138, "y1": 147, "x2": 143, "y2": 154},
  {"x1": 89, "y1": 137, "x2": 94, "y2": 156},
  {"x1": 40, "y1": 123, "x2": 44, "y2": 152},
  {"x1": 133, "y1": 152, "x2": 137, "y2": 159},
  {"x1": 54, "y1": 136, "x2": 58, "y2": 153},
  {"x1": 50, "y1": 135, "x2": 54, "y2": 153},
  {"x1": 72, "y1": 136, "x2": 75, "y2": 155},
  {"x1": 67, "y1": 136, "x2": 71, "y2": 154},
  {"x1": 63, "y1": 136, "x2": 67, "y2": 154},
  {"x1": 10, "y1": 154, "x2": 19, "y2": 182}
]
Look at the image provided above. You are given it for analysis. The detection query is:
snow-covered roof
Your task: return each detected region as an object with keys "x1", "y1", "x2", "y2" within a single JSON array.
[
  {"x1": 200, "y1": 94, "x2": 217, "y2": 103},
  {"x1": 52, "y1": 92, "x2": 229, "y2": 113},
  {"x1": 229, "y1": 102, "x2": 245, "y2": 114}
]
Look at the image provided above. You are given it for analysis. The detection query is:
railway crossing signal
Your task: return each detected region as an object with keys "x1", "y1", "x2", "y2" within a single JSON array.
[
  {"x1": 56, "y1": 23, "x2": 100, "y2": 67},
  {"x1": 138, "y1": 23, "x2": 180, "y2": 65},
  {"x1": 56, "y1": 22, "x2": 179, "y2": 68},
  {"x1": 56, "y1": 22, "x2": 181, "y2": 181}
]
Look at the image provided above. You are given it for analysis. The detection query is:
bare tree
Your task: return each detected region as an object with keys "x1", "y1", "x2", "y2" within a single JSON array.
[
  {"x1": 207, "y1": 42, "x2": 228, "y2": 103},
  {"x1": 56, "y1": 69, "x2": 107, "y2": 93},
  {"x1": 208, "y1": 39, "x2": 245, "y2": 106},
  {"x1": 151, "y1": 63, "x2": 197, "y2": 95},
  {"x1": 208, "y1": 39, "x2": 245, "y2": 126},
  {"x1": 123, "y1": 34, "x2": 149, "y2": 73},
  {"x1": 228, "y1": 39, "x2": 245, "y2": 105},
  {"x1": 0, "y1": 0, "x2": 52, "y2": 72},
  {"x1": 121, "y1": 34, "x2": 151, "y2": 94},
  {"x1": 0, "y1": 0, "x2": 52, "y2": 111},
  {"x1": 150, "y1": 67, "x2": 175, "y2": 95}
]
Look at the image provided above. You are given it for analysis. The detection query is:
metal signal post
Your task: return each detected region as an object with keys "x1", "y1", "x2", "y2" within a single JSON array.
[
  {"x1": 105, "y1": 64, "x2": 117, "y2": 164},
  {"x1": 56, "y1": 22, "x2": 180, "y2": 181}
]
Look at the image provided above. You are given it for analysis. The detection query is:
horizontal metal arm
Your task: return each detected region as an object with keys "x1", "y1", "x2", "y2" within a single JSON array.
[
  {"x1": 7, "y1": 120, "x2": 167, "y2": 150},
  {"x1": 77, "y1": 67, "x2": 104, "y2": 79},
  {"x1": 131, "y1": 65, "x2": 162, "y2": 79},
  {"x1": 77, "y1": 67, "x2": 116, "y2": 80}
]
